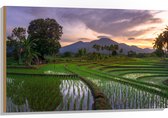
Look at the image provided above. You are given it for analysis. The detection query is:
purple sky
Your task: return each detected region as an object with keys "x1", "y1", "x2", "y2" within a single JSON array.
[{"x1": 6, "y1": 6, "x2": 168, "y2": 48}]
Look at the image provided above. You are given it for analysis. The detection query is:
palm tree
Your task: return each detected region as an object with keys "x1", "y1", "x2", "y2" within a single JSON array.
[
  {"x1": 153, "y1": 34, "x2": 164, "y2": 51},
  {"x1": 154, "y1": 26, "x2": 168, "y2": 57},
  {"x1": 119, "y1": 48, "x2": 123, "y2": 54},
  {"x1": 114, "y1": 45, "x2": 119, "y2": 55},
  {"x1": 93, "y1": 44, "x2": 101, "y2": 53},
  {"x1": 104, "y1": 45, "x2": 111, "y2": 55},
  {"x1": 109, "y1": 44, "x2": 119, "y2": 56},
  {"x1": 23, "y1": 39, "x2": 39, "y2": 66},
  {"x1": 101, "y1": 46, "x2": 104, "y2": 51}
]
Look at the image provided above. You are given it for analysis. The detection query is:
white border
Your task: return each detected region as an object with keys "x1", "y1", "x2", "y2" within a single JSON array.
[
  {"x1": 1, "y1": 0, "x2": 168, "y2": 10},
  {"x1": 0, "y1": 0, "x2": 168, "y2": 117}
]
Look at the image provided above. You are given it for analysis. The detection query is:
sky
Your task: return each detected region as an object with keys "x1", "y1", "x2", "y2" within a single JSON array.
[{"x1": 6, "y1": 6, "x2": 168, "y2": 49}]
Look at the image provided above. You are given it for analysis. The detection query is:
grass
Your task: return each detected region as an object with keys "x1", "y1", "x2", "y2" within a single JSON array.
[
  {"x1": 79, "y1": 58, "x2": 168, "y2": 90},
  {"x1": 66, "y1": 64, "x2": 168, "y2": 109},
  {"x1": 6, "y1": 56, "x2": 168, "y2": 111},
  {"x1": 67, "y1": 59, "x2": 168, "y2": 94},
  {"x1": 138, "y1": 76, "x2": 168, "y2": 86},
  {"x1": 7, "y1": 75, "x2": 62, "y2": 112},
  {"x1": 7, "y1": 75, "x2": 94, "y2": 112},
  {"x1": 7, "y1": 64, "x2": 71, "y2": 74}
]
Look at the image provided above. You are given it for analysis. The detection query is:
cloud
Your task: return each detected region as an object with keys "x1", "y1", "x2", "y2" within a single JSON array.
[
  {"x1": 123, "y1": 38, "x2": 155, "y2": 49},
  {"x1": 60, "y1": 9, "x2": 163, "y2": 37},
  {"x1": 6, "y1": 6, "x2": 165, "y2": 48},
  {"x1": 97, "y1": 35, "x2": 111, "y2": 39},
  {"x1": 128, "y1": 38, "x2": 135, "y2": 40},
  {"x1": 61, "y1": 38, "x2": 75, "y2": 43},
  {"x1": 7, "y1": 7, "x2": 163, "y2": 37},
  {"x1": 123, "y1": 27, "x2": 157, "y2": 37},
  {"x1": 78, "y1": 38, "x2": 91, "y2": 41},
  {"x1": 146, "y1": 18, "x2": 162, "y2": 24}
]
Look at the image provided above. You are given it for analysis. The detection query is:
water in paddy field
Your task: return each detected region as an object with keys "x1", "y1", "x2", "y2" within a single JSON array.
[
  {"x1": 56, "y1": 80, "x2": 94, "y2": 111},
  {"x1": 89, "y1": 78, "x2": 168, "y2": 109},
  {"x1": 6, "y1": 76, "x2": 94, "y2": 112},
  {"x1": 6, "y1": 74, "x2": 168, "y2": 111},
  {"x1": 7, "y1": 98, "x2": 31, "y2": 112}
]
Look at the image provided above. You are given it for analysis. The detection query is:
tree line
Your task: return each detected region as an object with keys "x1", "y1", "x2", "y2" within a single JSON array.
[
  {"x1": 92, "y1": 44, "x2": 123, "y2": 56},
  {"x1": 7, "y1": 18, "x2": 63, "y2": 66},
  {"x1": 7, "y1": 17, "x2": 168, "y2": 65}
]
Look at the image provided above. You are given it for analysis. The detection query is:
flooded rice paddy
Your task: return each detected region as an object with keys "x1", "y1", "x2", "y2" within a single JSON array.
[
  {"x1": 6, "y1": 75, "x2": 94, "y2": 112},
  {"x1": 6, "y1": 71, "x2": 168, "y2": 111},
  {"x1": 87, "y1": 77, "x2": 168, "y2": 109},
  {"x1": 56, "y1": 80, "x2": 94, "y2": 111}
]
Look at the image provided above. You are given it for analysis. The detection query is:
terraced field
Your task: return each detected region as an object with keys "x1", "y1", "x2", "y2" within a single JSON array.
[
  {"x1": 6, "y1": 57, "x2": 168, "y2": 111},
  {"x1": 77, "y1": 58, "x2": 168, "y2": 88},
  {"x1": 6, "y1": 64, "x2": 94, "y2": 112},
  {"x1": 66, "y1": 58, "x2": 168, "y2": 109},
  {"x1": 7, "y1": 64, "x2": 71, "y2": 74}
]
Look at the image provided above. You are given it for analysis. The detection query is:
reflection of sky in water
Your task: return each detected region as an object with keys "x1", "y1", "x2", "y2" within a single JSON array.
[
  {"x1": 7, "y1": 97, "x2": 30, "y2": 112},
  {"x1": 7, "y1": 74, "x2": 167, "y2": 111},
  {"x1": 88, "y1": 78, "x2": 168, "y2": 109},
  {"x1": 7, "y1": 78, "x2": 29, "y2": 112},
  {"x1": 44, "y1": 70, "x2": 71, "y2": 75},
  {"x1": 56, "y1": 80, "x2": 94, "y2": 111},
  {"x1": 122, "y1": 73, "x2": 156, "y2": 80},
  {"x1": 7, "y1": 78, "x2": 94, "y2": 112}
]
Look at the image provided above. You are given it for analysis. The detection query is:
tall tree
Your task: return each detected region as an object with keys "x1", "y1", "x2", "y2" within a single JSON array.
[
  {"x1": 119, "y1": 48, "x2": 123, "y2": 54},
  {"x1": 104, "y1": 45, "x2": 111, "y2": 55},
  {"x1": 113, "y1": 44, "x2": 119, "y2": 55},
  {"x1": 154, "y1": 26, "x2": 168, "y2": 57},
  {"x1": 7, "y1": 27, "x2": 26, "y2": 64},
  {"x1": 101, "y1": 46, "x2": 104, "y2": 51},
  {"x1": 27, "y1": 18, "x2": 63, "y2": 60},
  {"x1": 109, "y1": 44, "x2": 119, "y2": 56},
  {"x1": 77, "y1": 48, "x2": 87, "y2": 57},
  {"x1": 93, "y1": 44, "x2": 101, "y2": 53},
  {"x1": 127, "y1": 50, "x2": 136, "y2": 57}
]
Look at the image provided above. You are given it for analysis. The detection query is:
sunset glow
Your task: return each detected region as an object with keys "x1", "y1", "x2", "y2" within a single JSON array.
[{"x1": 6, "y1": 7, "x2": 168, "y2": 49}]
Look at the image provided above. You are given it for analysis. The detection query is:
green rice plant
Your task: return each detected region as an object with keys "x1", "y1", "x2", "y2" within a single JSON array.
[
  {"x1": 67, "y1": 64, "x2": 168, "y2": 109},
  {"x1": 7, "y1": 75, "x2": 94, "y2": 112},
  {"x1": 74, "y1": 64, "x2": 168, "y2": 96},
  {"x1": 138, "y1": 76, "x2": 168, "y2": 87},
  {"x1": 7, "y1": 64, "x2": 72, "y2": 75},
  {"x1": 6, "y1": 57, "x2": 168, "y2": 111},
  {"x1": 7, "y1": 75, "x2": 81, "y2": 112},
  {"x1": 56, "y1": 79, "x2": 94, "y2": 111}
]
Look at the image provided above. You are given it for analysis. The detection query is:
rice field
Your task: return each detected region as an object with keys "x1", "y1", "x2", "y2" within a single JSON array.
[
  {"x1": 89, "y1": 78, "x2": 168, "y2": 109},
  {"x1": 122, "y1": 73, "x2": 160, "y2": 80},
  {"x1": 66, "y1": 59, "x2": 168, "y2": 109},
  {"x1": 6, "y1": 75, "x2": 94, "y2": 112},
  {"x1": 7, "y1": 64, "x2": 71, "y2": 74},
  {"x1": 81, "y1": 59, "x2": 168, "y2": 88},
  {"x1": 138, "y1": 76, "x2": 168, "y2": 87},
  {"x1": 56, "y1": 80, "x2": 94, "y2": 111},
  {"x1": 6, "y1": 57, "x2": 168, "y2": 111}
]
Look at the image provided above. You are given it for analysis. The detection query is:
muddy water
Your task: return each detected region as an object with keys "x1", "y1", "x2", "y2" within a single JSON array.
[
  {"x1": 6, "y1": 76, "x2": 94, "y2": 112},
  {"x1": 88, "y1": 78, "x2": 168, "y2": 109}
]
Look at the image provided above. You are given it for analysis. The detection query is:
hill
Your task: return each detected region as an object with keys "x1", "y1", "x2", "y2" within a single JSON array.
[{"x1": 60, "y1": 38, "x2": 154, "y2": 54}]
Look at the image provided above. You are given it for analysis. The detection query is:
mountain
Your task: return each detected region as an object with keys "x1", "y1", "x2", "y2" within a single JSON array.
[{"x1": 60, "y1": 38, "x2": 154, "y2": 54}]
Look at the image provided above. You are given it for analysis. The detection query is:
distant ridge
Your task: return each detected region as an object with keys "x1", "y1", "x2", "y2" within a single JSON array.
[{"x1": 60, "y1": 38, "x2": 154, "y2": 54}]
